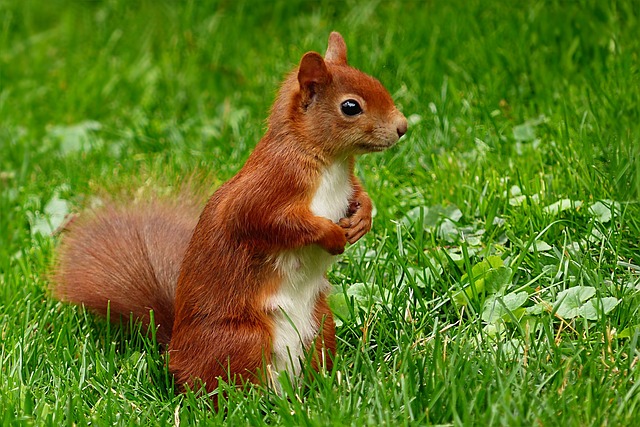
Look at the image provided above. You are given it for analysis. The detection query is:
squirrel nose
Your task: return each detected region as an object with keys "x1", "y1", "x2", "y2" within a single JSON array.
[{"x1": 396, "y1": 116, "x2": 408, "y2": 138}]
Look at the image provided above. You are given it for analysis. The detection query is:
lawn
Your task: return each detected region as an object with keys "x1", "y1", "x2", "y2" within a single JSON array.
[{"x1": 1, "y1": 0, "x2": 639, "y2": 425}]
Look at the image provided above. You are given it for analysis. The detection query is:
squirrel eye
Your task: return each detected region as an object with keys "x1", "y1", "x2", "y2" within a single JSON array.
[{"x1": 340, "y1": 99, "x2": 362, "y2": 116}]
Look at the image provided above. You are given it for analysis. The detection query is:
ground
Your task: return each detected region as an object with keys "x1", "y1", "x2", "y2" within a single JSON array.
[{"x1": 1, "y1": 0, "x2": 639, "y2": 425}]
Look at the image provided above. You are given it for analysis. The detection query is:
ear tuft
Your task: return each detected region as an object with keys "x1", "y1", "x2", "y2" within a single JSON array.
[
  {"x1": 325, "y1": 32, "x2": 348, "y2": 65},
  {"x1": 298, "y1": 52, "x2": 330, "y2": 108}
]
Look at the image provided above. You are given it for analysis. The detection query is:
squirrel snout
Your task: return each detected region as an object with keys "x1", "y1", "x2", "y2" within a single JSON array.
[{"x1": 396, "y1": 115, "x2": 408, "y2": 138}]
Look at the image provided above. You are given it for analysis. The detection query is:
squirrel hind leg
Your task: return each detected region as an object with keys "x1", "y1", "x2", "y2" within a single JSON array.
[
  {"x1": 310, "y1": 293, "x2": 336, "y2": 372},
  {"x1": 51, "y1": 200, "x2": 199, "y2": 344}
]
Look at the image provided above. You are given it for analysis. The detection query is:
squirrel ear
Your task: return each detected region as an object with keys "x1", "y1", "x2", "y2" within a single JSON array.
[
  {"x1": 298, "y1": 52, "x2": 330, "y2": 108},
  {"x1": 324, "y1": 32, "x2": 347, "y2": 65}
]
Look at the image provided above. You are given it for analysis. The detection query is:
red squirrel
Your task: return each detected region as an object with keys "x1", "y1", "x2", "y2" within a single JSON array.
[{"x1": 53, "y1": 32, "x2": 407, "y2": 393}]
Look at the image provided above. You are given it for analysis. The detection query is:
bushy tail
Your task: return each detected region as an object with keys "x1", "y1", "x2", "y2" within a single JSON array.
[{"x1": 52, "y1": 198, "x2": 201, "y2": 344}]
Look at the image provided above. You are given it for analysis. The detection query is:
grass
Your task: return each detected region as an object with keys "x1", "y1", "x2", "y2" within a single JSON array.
[{"x1": 1, "y1": 0, "x2": 639, "y2": 425}]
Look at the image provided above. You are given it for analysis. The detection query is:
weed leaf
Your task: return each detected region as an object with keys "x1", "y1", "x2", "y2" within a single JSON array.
[
  {"x1": 327, "y1": 293, "x2": 350, "y2": 327},
  {"x1": 554, "y1": 286, "x2": 596, "y2": 319},
  {"x1": 29, "y1": 194, "x2": 71, "y2": 236},
  {"x1": 543, "y1": 199, "x2": 582, "y2": 216},
  {"x1": 578, "y1": 297, "x2": 619, "y2": 320},
  {"x1": 588, "y1": 200, "x2": 620, "y2": 223},
  {"x1": 617, "y1": 325, "x2": 640, "y2": 339},
  {"x1": 481, "y1": 291, "x2": 528, "y2": 323},
  {"x1": 530, "y1": 240, "x2": 553, "y2": 252},
  {"x1": 48, "y1": 120, "x2": 102, "y2": 155}
]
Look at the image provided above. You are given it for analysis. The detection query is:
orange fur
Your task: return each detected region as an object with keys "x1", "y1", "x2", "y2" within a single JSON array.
[
  {"x1": 53, "y1": 198, "x2": 202, "y2": 344},
  {"x1": 52, "y1": 32, "x2": 407, "y2": 394}
]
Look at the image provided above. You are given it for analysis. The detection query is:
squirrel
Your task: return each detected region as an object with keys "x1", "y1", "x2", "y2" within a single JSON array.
[{"x1": 53, "y1": 32, "x2": 407, "y2": 393}]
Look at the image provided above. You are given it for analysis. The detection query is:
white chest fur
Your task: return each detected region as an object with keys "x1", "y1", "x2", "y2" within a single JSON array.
[
  {"x1": 310, "y1": 159, "x2": 353, "y2": 222},
  {"x1": 267, "y1": 159, "x2": 353, "y2": 384}
]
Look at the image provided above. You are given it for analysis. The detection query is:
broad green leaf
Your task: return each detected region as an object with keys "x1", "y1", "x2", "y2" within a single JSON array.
[
  {"x1": 30, "y1": 195, "x2": 71, "y2": 236},
  {"x1": 513, "y1": 122, "x2": 536, "y2": 142},
  {"x1": 588, "y1": 200, "x2": 620, "y2": 223},
  {"x1": 327, "y1": 293, "x2": 350, "y2": 327},
  {"x1": 481, "y1": 291, "x2": 528, "y2": 323},
  {"x1": 442, "y1": 248, "x2": 465, "y2": 267},
  {"x1": 483, "y1": 266, "x2": 513, "y2": 294},
  {"x1": 587, "y1": 228, "x2": 606, "y2": 243},
  {"x1": 509, "y1": 195, "x2": 527, "y2": 206},
  {"x1": 442, "y1": 205, "x2": 463, "y2": 222},
  {"x1": 617, "y1": 325, "x2": 640, "y2": 339},
  {"x1": 399, "y1": 266, "x2": 441, "y2": 288},
  {"x1": 459, "y1": 278, "x2": 486, "y2": 304},
  {"x1": 48, "y1": 120, "x2": 102, "y2": 155},
  {"x1": 470, "y1": 258, "x2": 490, "y2": 277},
  {"x1": 578, "y1": 297, "x2": 619, "y2": 320},
  {"x1": 554, "y1": 286, "x2": 596, "y2": 319},
  {"x1": 543, "y1": 199, "x2": 582, "y2": 215},
  {"x1": 529, "y1": 240, "x2": 552, "y2": 252},
  {"x1": 454, "y1": 257, "x2": 507, "y2": 305},
  {"x1": 453, "y1": 274, "x2": 485, "y2": 306},
  {"x1": 464, "y1": 256, "x2": 503, "y2": 282},
  {"x1": 511, "y1": 307, "x2": 526, "y2": 320},
  {"x1": 401, "y1": 204, "x2": 462, "y2": 232},
  {"x1": 464, "y1": 234, "x2": 483, "y2": 247},
  {"x1": 438, "y1": 219, "x2": 458, "y2": 242},
  {"x1": 452, "y1": 290, "x2": 469, "y2": 306},
  {"x1": 346, "y1": 282, "x2": 370, "y2": 304},
  {"x1": 345, "y1": 282, "x2": 390, "y2": 309},
  {"x1": 483, "y1": 322, "x2": 506, "y2": 337},
  {"x1": 486, "y1": 256, "x2": 504, "y2": 269},
  {"x1": 512, "y1": 116, "x2": 545, "y2": 142},
  {"x1": 519, "y1": 316, "x2": 544, "y2": 336},
  {"x1": 422, "y1": 207, "x2": 441, "y2": 228},
  {"x1": 525, "y1": 303, "x2": 548, "y2": 315}
]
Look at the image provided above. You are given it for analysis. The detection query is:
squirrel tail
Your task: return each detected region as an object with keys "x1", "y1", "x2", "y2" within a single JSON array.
[{"x1": 51, "y1": 197, "x2": 201, "y2": 344}]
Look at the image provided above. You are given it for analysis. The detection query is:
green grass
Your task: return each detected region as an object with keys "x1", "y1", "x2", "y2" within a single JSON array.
[{"x1": 2, "y1": 0, "x2": 640, "y2": 425}]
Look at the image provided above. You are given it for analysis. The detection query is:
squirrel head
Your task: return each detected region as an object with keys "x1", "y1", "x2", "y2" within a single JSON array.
[{"x1": 270, "y1": 32, "x2": 408, "y2": 160}]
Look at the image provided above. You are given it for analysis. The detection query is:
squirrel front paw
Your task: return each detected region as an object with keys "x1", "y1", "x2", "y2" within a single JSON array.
[
  {"x1": 318, "y1": 220, "x2": 347, "y2": 255},
  {"x1": 339, "y1": 199, "x2": 372, "y2": 244}
]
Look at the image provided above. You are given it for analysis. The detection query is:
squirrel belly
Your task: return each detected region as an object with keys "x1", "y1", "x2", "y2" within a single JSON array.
[{"x1": 268, "y1": 158, "x2": 353, "y2": 379}]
